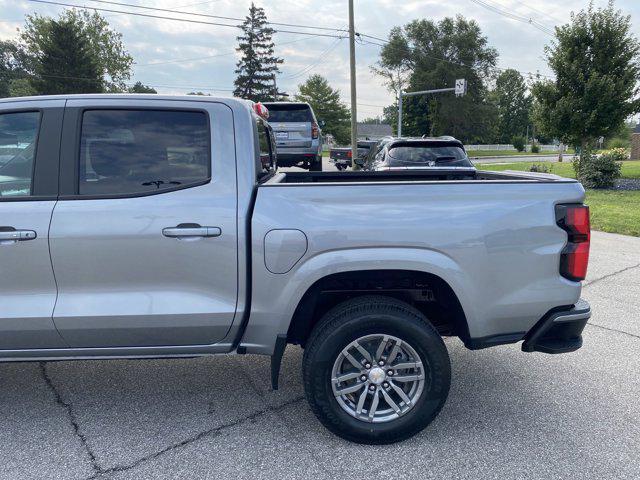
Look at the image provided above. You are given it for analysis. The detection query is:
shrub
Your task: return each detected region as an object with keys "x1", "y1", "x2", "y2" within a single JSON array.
[
  {"x1": 572, "y1": 148, "x2": 624, "y2": 189},
  {"x1": 530, "y1": 144, "x2": 540, "y2": 153},
  {"x1": 512, "y1": 136, "x2": 526, "y2": 152},
  {"x1": 529, "y1": 163, "x2": 552, "y2": 173},
  {"x1": 606, "y1": 137, "x2": 630, "y2": 149}
]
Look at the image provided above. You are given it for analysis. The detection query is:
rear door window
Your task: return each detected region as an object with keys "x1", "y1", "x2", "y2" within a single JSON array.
[
  {"x1": 0, "y1": 111, "x2": 40, "y2": 198},
  {"x1": 78, "y1": 110, "x2": 210, "y2": 196},
  {"x1": 264, "y1": 105, "x2": 313, "y2": 123}
]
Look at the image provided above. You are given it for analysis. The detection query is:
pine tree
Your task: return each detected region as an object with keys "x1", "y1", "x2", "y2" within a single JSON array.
[
  {"x1": 31, "y1": 19, "x2": 103, "y2": 95},
  {"x1": 233, "y1": 3, "x2": 282, "y2": 102}
]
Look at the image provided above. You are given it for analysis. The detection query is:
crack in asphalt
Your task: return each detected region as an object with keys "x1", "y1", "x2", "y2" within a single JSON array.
[
  {"x1": 235, "y1": 359, "x2": 336, "y2": 479},
  {"x1": 85, "y1": 394, "x2": 306, "y2": 479},
  {"x1": 587, "y1": 322, "x2": 640, "y2": 341},
  {"x1": 583, "y1": 262, "x2": 640, "y2": 287},
  {"x1": 39, "y1": 362, "x2": 101, "y2": 474}
]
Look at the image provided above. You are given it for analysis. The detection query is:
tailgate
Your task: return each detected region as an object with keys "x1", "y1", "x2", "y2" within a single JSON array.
[{"x1": 272, "y1": 122, "x2": 312, "y2": 148}]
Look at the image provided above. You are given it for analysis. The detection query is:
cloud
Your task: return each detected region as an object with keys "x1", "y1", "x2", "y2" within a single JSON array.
[{"x1": 1, "y1": 0, "x2": 638, "y2": 119}]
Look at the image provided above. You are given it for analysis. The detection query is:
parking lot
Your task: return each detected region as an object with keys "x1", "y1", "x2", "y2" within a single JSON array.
[{"x1": 1, "y1": 230, "x2": 639, "y2": 480}]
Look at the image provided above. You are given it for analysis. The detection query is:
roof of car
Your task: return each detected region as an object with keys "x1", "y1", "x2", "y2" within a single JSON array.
[
  {"x1": 0, "y1": 93, "x2": 253, "y2": 108},
  {"x1": 387, "y1": 136, "x2": 463, "y2": 147}
]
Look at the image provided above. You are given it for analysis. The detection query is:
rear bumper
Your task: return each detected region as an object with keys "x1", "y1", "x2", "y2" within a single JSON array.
[
  {"x1": 465, "y1": 299, "x2": 591, "y2": 354},
  {"x1": 277, "y1": 152, "x2": 320, "y2": 167},
  {"x1": 521, "y1": 299, "x2": 591, "y2": 354}
]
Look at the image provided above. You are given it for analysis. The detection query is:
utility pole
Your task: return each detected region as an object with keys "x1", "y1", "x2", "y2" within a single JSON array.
[{"x1": 348, "y1": 0, "x2": 358, "y2": 168}]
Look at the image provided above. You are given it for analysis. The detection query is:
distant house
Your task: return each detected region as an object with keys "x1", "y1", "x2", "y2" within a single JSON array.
[
  {"x1": 357, "y1": 123, "x2": 393, "y2": 140},
  {"x1": 631, "y1": 123, "x2": 640, "y2": 160}
]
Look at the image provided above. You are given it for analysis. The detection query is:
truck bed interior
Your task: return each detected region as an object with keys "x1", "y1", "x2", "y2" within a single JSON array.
[{"x1": 264, "y1": 169, "x2": 576, "y2": 184}]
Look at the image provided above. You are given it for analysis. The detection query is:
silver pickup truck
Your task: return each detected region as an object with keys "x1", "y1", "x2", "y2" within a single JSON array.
[{"x1": 0, "y1": 95, "x2": 591, "y2": 444}]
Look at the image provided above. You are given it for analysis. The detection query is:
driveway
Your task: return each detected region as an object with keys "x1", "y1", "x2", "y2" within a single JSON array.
[{"x1": 1, "y1": 230, "x2": 639, "y2": 480}]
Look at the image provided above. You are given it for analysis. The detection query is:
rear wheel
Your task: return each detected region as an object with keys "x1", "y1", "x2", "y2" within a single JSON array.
[
  {"x1": 302, "y1": 295, "x2": 451, "y2": 444},
  {"x1": 309, "y1": 155, "x2": 323, "y2": 171}
]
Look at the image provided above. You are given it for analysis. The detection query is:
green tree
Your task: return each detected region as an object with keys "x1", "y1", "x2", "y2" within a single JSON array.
[
  {"x1": 294, "y1": 74, "x2": 350, "y2": 145},
  {"x1": 532, "y1": 1, "x2": 640, "y2": 151},
  {"x1": 234, "y1": 3, "x2": 282, "y2": 102},
  {"x1": 20, "y1": 10, "x2": 133, "y2": 92},
  {"x1": 29, "y1": 18, "x2": 103, "y2": 95},
  {"x1": 493, "y1": 69, "x2": 532, "y2": 143},
  {"x1": 128, "y1": 81, "x2": 157, "y2": 94},
  {"x1": 374, "y1": 16, "x2": 498, "y2": 142},
  {"x1": 1, "y1": 41, "x2": 20, "y2": 98}
]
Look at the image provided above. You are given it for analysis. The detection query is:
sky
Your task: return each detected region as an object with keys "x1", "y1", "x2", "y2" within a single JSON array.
[{"x1": 1, "y1": 0, "x2": 639, "y2": 120}]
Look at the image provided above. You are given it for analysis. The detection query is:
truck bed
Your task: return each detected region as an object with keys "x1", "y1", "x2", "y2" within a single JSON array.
[{"x1": 263, "y1": 169, "x2": 577, "y2": 184}]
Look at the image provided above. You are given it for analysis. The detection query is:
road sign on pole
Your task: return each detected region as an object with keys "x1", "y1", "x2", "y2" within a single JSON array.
[
  {"x1": 397, "y1": 79, "x2": 466, "y2": 138},
  {"x1": 455, "y1": 79, "x2": 467, "y2": 97}
]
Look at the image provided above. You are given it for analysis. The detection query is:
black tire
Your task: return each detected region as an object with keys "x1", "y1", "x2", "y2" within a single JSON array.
[
  {"x1": 309, "y1": 155, "x2": 323, "y2": 171},
  {"x1": 303, "y1": 295, "x2": 451, "y2": 444}
]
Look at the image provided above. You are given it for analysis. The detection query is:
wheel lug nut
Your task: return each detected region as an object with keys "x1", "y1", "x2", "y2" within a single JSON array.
[
  {"x1": 387, "y1": 370, "x2": 394, "y2": 376},
  {"x1": 378, "y1": 360, "x2": 385, "y2": 366},
  {"x1": 364, "y1": 363, "x2": 371, "y2": 369},
  {"x1": 369, "y1": 385, "x2": 375, "y2": 391},
  {"x1": 360, "y1": 375, "x2": 367, "y2": 381},
  {"x1": 383, "y1": 382, "x2": 389, "y2": 388}
]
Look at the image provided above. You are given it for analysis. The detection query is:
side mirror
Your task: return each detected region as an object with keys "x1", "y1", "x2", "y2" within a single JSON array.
[{"x1": 319, "y1": 120, "x2": 326, "y2": 128}]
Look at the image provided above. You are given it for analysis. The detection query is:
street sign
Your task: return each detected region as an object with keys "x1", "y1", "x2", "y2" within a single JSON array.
[{"x1": 455, "y1": 79, "x2": 467, "y2": 97}]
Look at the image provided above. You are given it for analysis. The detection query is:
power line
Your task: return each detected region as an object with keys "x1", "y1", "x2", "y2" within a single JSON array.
[
  {"x1": 28, "y1": 0, "x2": 345, "y2": 38},
  {"x1": 469, "y1": 0, "x2": 554, "y2": 35},
  {"x1": 282, "y1": 37, "x2": 345, "y2": 80},
  {"x1": 70, "y1": 0, "x2": 349, "y2": 34}
]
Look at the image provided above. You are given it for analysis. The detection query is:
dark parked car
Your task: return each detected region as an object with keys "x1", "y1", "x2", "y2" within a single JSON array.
[
  {"x1": 329, "y1": 140, "x2": 379, "y2": 170},
  {"x1": 358, "y1": 137, "x2": 476, "y2": 173}
]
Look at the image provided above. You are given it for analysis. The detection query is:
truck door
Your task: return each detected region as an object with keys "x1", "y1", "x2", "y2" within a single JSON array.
[
  {"x1": 0, "y1": 101, "x2": 66, "y2": 349},
  {"x1": 50, "y1": 99, "x2": 238, "y2": 348}
]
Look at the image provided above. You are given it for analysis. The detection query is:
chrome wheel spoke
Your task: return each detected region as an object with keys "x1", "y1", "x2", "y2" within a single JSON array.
[
  {"x1": 334, "y1": 371, "x2": 362, "y2": 383},
  {"x1": 355, "y1": 388, "x2": 368, "y2": 414},
  {"x1": 392, "y1": 361, "x2": 421, "y2": 370},
  {"x1": 353, "y1": 341, "x2": 373, "y2": 363},
  {"x1": 343, "y1": 351, "x2": 362, "y2": 370},
  {"x1": 389, "y1": 380, "x2": 412, "y2": 406},
  {"x1": 334, "y1": 382, "x2": 364, "y2": 397},
  {"x1": 392, "y1": 374, "x2": 424, "y2": 383},
  {"x1": 387, "y1": 340, "x2": 402, "y2": 364},
  {"x1": 380, "y1": 388, "x2": 401, "y2": 414},
  {"x1": 375, "y1": 335, "x2": 390, "y2": 361},
  {"x1": 368, "y1": 389, "x2": 380, "y2": 421}
]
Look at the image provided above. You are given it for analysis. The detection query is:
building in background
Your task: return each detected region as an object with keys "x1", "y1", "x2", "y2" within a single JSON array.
[
  {"x1": 357, "y1": 123, "x2": 393, "y2": 141},
  {"x1": 632, "y1": 123, "x2": 640, "y2": 160}
]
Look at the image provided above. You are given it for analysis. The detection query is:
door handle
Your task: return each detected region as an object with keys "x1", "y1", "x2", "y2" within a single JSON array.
[
  {"x1": 162, "y1": 224, "x2": 221, "y2": 238},
  {"x1": 0, "y1": 227, "x2": 37, "y2": 243}
]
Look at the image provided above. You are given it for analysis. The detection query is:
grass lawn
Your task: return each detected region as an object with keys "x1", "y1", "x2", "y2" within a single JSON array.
[
  {"x1": 585, "y1": 190, "x2": 640, "y2": 237},
  {"x1": 468, "y1": 149, "x2": 574, "y2": 157},
  {"x1": 476, "y1": 161, "x2": 640, "y2": 180}
]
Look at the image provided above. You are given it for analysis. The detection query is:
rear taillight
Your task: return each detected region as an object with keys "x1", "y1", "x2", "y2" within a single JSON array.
[
  {"x1": 311, "y1": 123, "x2": 319, "y2": 139},
  {"x1": 347, "y1": 150, "x2": 352, "y2": 159},
  {"x1": 556, "y1": 204, "x2": 590, "y2": 281}
]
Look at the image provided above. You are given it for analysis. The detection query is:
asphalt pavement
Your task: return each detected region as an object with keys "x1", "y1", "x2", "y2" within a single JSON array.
[{"x1": 1, "y1": 231, "x2": 639, "y2": 480}]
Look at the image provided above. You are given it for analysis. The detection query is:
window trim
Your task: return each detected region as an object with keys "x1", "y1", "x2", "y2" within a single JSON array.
[
  {"x1": 60, "y1": 106, "x2": 212, "y2": 200},
  {"x1": 0, "y1": 109, "x2": 43, "y2": 201}
]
